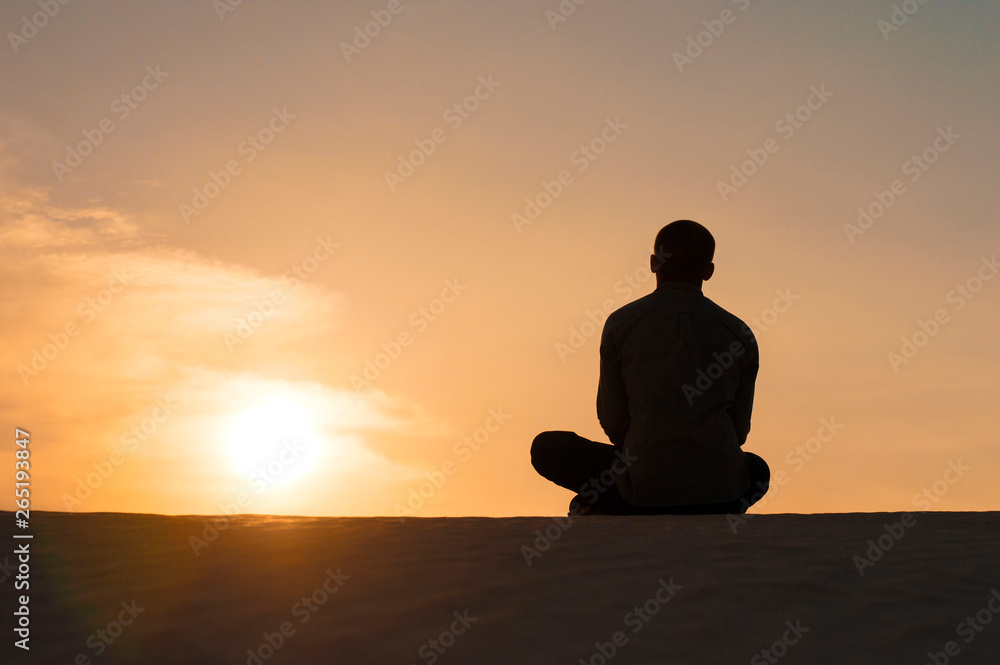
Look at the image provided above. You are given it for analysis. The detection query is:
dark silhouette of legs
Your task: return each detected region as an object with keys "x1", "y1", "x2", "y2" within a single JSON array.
[
  {"x1": 530, "y1": 430, "x2": 769, "y2": 515},
  {"x1": 530, "y1": 431, "x2": 637, "y2": 514}
]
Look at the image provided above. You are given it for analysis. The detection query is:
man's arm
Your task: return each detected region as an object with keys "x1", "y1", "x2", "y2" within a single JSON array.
[
  {"x1": 597, "y1": 321, "x2": 629, "y2": 447},
  {"x1": 730, "y1": 328, "x2": 759, "y2": 446}
]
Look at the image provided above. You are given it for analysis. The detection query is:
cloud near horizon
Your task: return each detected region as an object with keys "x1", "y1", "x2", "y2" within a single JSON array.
[{"x1": 0, "y1": 141, "x2": 433, "y2": 515}]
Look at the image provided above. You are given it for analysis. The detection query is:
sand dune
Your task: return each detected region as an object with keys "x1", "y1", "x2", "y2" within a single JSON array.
[{"x1": 2, "y1": 511, "x2": 999, "y2": 664}]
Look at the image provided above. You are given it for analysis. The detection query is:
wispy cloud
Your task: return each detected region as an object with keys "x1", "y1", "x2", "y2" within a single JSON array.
[{"x1": 0, "y1": 138, "x2": 430, "y2": 513}]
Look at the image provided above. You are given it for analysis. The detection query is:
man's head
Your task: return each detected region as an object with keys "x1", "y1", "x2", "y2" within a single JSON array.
[{"x1": 651, "y1": 220, "x2": 715, "y2": 287}]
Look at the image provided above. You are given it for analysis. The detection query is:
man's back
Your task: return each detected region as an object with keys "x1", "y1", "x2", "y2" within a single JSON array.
[{"x1": 597, "y1": 282, "x2": 758, "y2": 507}]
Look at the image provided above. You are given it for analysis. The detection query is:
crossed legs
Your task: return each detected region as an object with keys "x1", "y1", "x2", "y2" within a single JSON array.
[{"x1": 530, "y1": 430, "x2": 770, "y2": 515}]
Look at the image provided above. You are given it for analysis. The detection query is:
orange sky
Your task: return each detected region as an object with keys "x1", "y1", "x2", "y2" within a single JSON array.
[{"x1": 2, "y1": 0, "x2": 998, "y2": 517}]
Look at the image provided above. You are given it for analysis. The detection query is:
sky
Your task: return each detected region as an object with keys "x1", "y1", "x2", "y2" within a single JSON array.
[{"x1": 1, "y1": 0, "x2": 998, "y2": 517}]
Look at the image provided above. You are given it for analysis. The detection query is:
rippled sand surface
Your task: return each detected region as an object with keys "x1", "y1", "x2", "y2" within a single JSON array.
[{"x1": 2, "y1": 511, "x2": 998, "y2": 664}]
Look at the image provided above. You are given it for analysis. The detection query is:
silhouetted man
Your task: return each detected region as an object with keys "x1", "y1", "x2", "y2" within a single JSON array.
[{"x1": 531, "y1": 220, "x2": 769, "y2": 515}]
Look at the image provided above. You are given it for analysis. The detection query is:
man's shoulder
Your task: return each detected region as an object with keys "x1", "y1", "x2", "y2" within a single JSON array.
[
  {"x1": 603, "y1": 289, "x2": 663, "y2": 337},
  {"x1": 606, "y1": 288, "x2": 756, "y2": 347},
  {"x1": 700, "y1": 294, "x2": 753, "y2": 333},
  {"x1": 697, "y1": 294, "x2": 758, "y2": 353},
  {"x1": 607, "y1": 289, "x2": 659, "y2": 320},
  {"x1": 607, "y1": 287, "x2": 738, "y2": 323}
]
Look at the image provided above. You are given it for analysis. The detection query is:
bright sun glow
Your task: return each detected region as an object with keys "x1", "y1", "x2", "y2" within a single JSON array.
[{"x1": 226, "y1": 399, "x2": 323, "y2": 488}]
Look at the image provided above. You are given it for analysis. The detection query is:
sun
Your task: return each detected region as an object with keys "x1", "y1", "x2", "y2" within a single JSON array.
[{"x1": 225, "y1": 398, "x2": 323, "y2": 488}]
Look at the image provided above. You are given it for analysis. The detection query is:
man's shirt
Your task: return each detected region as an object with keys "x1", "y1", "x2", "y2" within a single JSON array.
[{"x1": 597, "y1": 282, "x2": 758, "y2": 506}]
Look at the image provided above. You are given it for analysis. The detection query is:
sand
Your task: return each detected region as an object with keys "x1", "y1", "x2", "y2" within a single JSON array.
[{"x1": 2, "y1": 511, "x2": 999, "y2": 664}]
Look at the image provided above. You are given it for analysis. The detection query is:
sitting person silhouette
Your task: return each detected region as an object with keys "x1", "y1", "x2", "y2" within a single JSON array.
[{"x1": 531, "y1": 220, "x2": 769, "y2": 515}]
